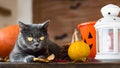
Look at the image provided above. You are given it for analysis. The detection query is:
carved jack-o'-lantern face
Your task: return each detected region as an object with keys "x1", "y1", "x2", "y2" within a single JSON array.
[
  {"x1": 78, "y1": 21, "x2": 96, "y2": 58},
  {"x1": 84, "y1": 32, "x2": 93, "y2": 49}
]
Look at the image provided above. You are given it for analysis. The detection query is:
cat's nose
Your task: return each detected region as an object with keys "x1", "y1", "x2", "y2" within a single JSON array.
[{"x1": 35, "y1": 43, "x2": 39, "y2": 47}]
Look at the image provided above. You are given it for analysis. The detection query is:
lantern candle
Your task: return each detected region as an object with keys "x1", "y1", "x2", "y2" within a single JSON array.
[{"x1": 94, "y1": 4, "x2": 120, "y2": 62}]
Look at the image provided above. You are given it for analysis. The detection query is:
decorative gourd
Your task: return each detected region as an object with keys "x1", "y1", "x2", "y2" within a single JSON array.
[
  {"x1": 0, "y1": 25, "x2": 19, "y2": 56},
  {"x1": 68, "y1": 29, "x2": 90, "y2": 62}
]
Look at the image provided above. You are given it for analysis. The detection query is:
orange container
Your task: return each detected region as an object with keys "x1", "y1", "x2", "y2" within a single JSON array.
[{"x1": 78, "y1": 21, "x2": 96, "y2": 58}]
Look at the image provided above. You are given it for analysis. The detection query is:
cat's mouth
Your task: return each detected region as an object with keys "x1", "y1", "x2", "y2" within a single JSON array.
[
  {"x1": 32, "y1": 49, "x2": 39, "y2": 52},
  {"x1": 32, "y1": 48, "x2": 40, "y2": 52}
]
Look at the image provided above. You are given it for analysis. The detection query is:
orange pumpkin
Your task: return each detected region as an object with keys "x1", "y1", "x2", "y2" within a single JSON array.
[{"x1": 0, "y1": 25, "x2": 19, "y2": 56}]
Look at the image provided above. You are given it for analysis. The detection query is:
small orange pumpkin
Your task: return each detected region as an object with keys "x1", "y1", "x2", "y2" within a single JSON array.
[
  {"x1": 68, "y1": 29, "x2": 90, "y2": 62},
  {"x1": 0, "y1": 24, "x2": 19, "y2": 56}
]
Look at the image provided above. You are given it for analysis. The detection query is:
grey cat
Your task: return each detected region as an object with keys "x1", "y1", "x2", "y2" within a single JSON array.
[{"x1": 9, "y1": 20, "x2": 61, "y2": 63}]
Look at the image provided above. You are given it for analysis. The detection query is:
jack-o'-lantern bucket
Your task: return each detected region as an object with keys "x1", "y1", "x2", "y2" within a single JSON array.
[{"x1": 78, "y1": 21, "x2": 96, "y2": 58}]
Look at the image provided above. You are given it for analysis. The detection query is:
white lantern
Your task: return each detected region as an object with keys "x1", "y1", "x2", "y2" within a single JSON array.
[{"x1": 94, "y1": 4, "x2": 120, "y2": 62}]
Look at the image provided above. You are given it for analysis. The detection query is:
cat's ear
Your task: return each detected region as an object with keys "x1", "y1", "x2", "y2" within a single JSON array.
[
  {"x1": 41, "y1": 20, "x2": 50, "y2": 29},
  {"x1": 18, "y1": 21, "x2": 26, "y2": 28}
]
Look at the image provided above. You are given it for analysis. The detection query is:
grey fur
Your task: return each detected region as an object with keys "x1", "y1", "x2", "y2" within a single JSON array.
[{"x1": 9, "y1": 20, "x2": 60, "y2": 63}]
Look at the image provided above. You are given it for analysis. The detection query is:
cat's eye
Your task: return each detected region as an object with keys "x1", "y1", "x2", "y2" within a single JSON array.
[
  {"x1": 27, "y1": 37, "x2": 33, "y2": 42},
  {"x1": 39, "y1": 36, "x2": 45, "y2": 41}
]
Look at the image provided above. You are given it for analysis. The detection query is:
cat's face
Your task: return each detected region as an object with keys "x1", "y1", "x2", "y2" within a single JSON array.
[{"x1": 18, "y1": 20, "x2": 50, "y2": 51}]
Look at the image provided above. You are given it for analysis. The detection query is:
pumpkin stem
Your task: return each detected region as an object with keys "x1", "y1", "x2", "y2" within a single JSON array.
[
  {"x1": 74, "y1": 29, "x2": 79, "y2": 41},
  {"x1": 71, "y1": 29, "x2": 80, "y2": 43},
  {"x1": 71, "y1": 30, "x2": 75, "y2": 43}
]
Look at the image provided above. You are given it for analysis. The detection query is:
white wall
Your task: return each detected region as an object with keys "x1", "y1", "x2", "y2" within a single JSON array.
[
  {"x1": 0, "y1": 0, "x2": 32, "y2": 28},
  {"x1": 0, "y1": 0, "x2": 18, "y2": 27},
  {"x1": 17, "y1": 0, "x2": 32, "y2": 24}
]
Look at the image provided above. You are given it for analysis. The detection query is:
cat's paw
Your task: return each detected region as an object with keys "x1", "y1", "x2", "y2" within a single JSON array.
[{"x1": 24, "y1": 55, "x2": 35, "y2": 63}]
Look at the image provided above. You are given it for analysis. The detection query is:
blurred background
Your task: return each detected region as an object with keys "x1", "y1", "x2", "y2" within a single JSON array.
[{"x1": 0, "y1": 0, "x2": 120, "y2": 46}]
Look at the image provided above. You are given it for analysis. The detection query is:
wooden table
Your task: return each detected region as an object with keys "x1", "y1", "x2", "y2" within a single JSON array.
[{"x1": 0, "y1": 62, "x2": 120, "y2": 68}]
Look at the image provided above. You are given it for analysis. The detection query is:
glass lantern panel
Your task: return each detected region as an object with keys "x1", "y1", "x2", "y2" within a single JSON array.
[
  {"x1": 96, "y1": 30, "x2": 100, "y2": 53},
  {"x1": 97, "y1": 28, "x2": 114, "y2": 53},
  {"x1": 118, "y1": 29, "x2": 120, "y2": 52}
]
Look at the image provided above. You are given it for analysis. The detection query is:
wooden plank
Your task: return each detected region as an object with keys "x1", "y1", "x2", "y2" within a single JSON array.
[{"x1": 1, "y1": 62, "x2": 120, "y2": 68}]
